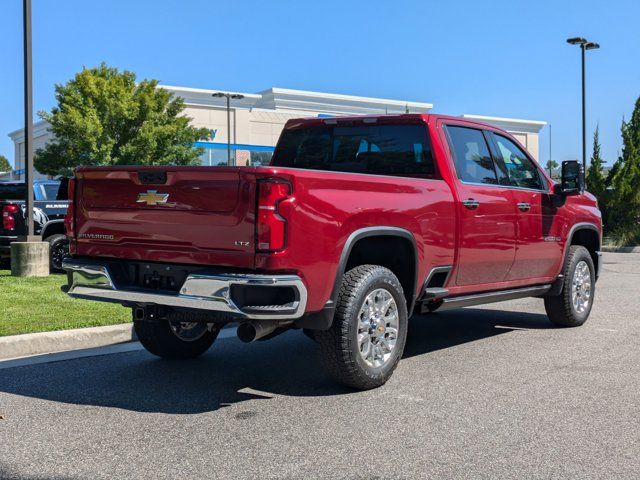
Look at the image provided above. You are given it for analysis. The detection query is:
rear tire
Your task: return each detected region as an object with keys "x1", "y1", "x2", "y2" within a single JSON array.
[
  {"x1": 315, "y1": 265, "x2": 408, "y2": 390},
  {"x1": 134, "y1": 314, "x2": 219, "y2": 359},
  {"x1": 544, "y1": 245, "x2": 595, "y2": 327},
  {"x1": 47, "y1": 234, "x2": 69, "y2": 273}
]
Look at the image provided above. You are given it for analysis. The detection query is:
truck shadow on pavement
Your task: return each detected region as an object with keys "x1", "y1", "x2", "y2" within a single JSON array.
[
  {"x1": 0, "y1": 308, "x2": 552, "y2": 415},
  {"x1": 404, "y1": 307, "x2": 553, "y2": 358}
]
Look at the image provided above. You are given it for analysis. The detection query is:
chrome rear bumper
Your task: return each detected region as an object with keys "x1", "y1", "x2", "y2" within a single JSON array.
[{"x1": 62, "y1": 259, "x2": 307, "y2": 320}]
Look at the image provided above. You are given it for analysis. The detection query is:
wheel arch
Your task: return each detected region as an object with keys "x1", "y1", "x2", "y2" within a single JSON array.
[
  {"x1": 567, "y1": 223, "x2": 601, "y2": 279},
  {"x1": 331, "y1": 227, "x2": 419, "y2": 313},
  {"x1": 549, "y1": 222, "x2": 602, "y2": 297},
  {"x1": 41, "y1": 220, "x2": 65, "y2": 240}
]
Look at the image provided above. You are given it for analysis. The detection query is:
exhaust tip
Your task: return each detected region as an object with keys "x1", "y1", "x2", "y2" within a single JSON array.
[{"x1": 237, "y1": 322, "x2": 257, "y2": 343}]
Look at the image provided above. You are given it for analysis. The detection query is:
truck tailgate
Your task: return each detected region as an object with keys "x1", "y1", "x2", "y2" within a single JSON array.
[{"x1": 74, "y1": 167, "x2": 257, "y2": 268}]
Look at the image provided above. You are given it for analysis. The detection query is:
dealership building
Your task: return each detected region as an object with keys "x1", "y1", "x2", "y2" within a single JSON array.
[{"x1": 4, "y1": 85, "x2": 546, "y2": 181}]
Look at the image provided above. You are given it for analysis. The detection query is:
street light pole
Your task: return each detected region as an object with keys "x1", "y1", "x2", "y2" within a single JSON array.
[
  {"x1": 548, "y1": 123, "x2": 552, "y2": 175},
  {"x1": 212, "y1": 92, "x2": 245, "y2": 166},
  {"x1": 23, "y1": 0, "x2": 34, "y2": 239},
  {"x1": 11, "y1": 0, "x2": 48, "y2": 277},
  {"x1": 581, "y1": 43, "x2": 586, "y2": 176},
  {"x1": 567, "y1": 37, "x2": 600, "y2": 177},
  {"x1": 226, "y1": 94, "x2": 231, "y2": 165}
]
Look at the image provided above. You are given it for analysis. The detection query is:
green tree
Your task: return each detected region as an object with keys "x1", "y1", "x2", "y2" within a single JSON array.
[
  {"x1": 35, "y1": 63, "x2": 210, "y2": 176},
  {"x1": 0, "y1": 155, "x2": 11, "y2": 173},
  {"x1": 545, "y1": 159, "x2": 559, "y2": 178},
  {"x1": 607, "y1": 97, "x2": 640, "y2": 230},
  {"x1": 586, "y1": 126, "x2": 607, "y2": 199}
]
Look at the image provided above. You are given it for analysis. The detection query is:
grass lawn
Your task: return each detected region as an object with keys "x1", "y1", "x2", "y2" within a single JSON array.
[{"x1": 0, "y1": 269, "x2": 130, "y2": 337}]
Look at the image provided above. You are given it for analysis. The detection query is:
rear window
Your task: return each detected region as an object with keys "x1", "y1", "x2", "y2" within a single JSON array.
[
  {"x1": 41, "y1": 183, "x2": 59, "y2": 200},
  {"x1": 40, "y1": 181, "x2": 67, "y2": 201},
  {"x1": 0, "y1": 181, "x2": 66, "y2": 201},
  {"x1": 271, "y1": 124, "x2": 437, "y2": 178},
  {"x1": 0, "y1": 184, "x2": 26, "y2": 201}
]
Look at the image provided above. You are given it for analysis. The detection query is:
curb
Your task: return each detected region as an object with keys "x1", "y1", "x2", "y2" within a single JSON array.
[
  {"x1": 601, "y1": 245, "x2": 640, "y2": 253},
  {"x1": 0, "y1": 323, "x2": 136, "y2": 361}
]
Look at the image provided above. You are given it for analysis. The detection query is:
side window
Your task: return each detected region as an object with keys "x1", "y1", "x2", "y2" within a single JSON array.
[
  {"x1": 491, "y1": 134, "x2": 545, "y2": 190},
  {"x1": 445, "y1": 126, "x2": 497, "y2": 185}
]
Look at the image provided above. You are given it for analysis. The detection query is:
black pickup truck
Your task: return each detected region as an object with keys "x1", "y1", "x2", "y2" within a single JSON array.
[{"x1": 0, "y1": 179, "x2": 70, "y2": 271}]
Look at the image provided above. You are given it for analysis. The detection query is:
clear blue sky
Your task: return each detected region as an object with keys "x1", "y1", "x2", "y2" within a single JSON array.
[{"x1": 1, "y1": 0, "x2": 638, "y2": 167}]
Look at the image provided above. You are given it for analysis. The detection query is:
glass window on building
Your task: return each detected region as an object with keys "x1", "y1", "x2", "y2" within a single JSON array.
[
  {"x1": 198, "y1": 146, "x2": 274, "y2": 167},
  {"x1": 199, "y1": 148, "x2": 231, "y2": 166},
  {"x1": 250, "y1": 151, "x2": 273, "y2": 166}
]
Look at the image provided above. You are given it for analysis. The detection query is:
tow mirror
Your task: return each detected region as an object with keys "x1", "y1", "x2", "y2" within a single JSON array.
[{"x1": 556, "y1": 160, "x2": 584, "y2": 195}]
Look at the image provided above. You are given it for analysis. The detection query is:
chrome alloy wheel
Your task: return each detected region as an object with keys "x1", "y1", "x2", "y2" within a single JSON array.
[
  {"x1": 169, "y1": 321, "x2": 210, "y2": 342},
  {"x1": 357, "y1": 288, "x2": 399, "y2": 368},
  {"x1": 571, "y1": 260, "x2": 592, "y2": 314}
]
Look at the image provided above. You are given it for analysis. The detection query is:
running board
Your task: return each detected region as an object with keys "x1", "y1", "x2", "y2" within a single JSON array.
[
  {"x1": 422, "y1": 287, "x2": 449, "y2": 300},
  {"x1": 436, "y1": 285, "x2": 551, "y2": 311}
]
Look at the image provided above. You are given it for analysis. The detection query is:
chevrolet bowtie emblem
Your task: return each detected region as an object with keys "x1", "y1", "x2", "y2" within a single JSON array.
[{"x1": 137, "y1": 190, "x2": 170, "y2": 206}]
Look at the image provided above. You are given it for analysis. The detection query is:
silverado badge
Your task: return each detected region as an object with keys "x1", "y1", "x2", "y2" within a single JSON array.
[{"x1": 137, "y1": 190, "x2": 170, "y2": 206}]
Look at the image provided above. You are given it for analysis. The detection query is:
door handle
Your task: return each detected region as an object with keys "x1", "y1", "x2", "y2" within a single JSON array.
[
  {"x1": 517, "y1": 202, "x2": 531, "y2": 212},
  {"x1": 462, "y1": 199, "x2": 480, "y2": 210}
]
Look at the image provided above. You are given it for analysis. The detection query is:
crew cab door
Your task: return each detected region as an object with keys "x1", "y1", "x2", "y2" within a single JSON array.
[
  {"x1": 486, "y1": 132, "x2": 564, "y2": 280},
  {"x1": 443, "y1": 124, "x2": 517, "y2": 286}
]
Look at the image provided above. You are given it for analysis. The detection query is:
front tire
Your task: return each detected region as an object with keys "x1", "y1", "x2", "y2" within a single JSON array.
[
  {"x1": 134, "y1": 314, "x2": 219, "y2": 359},
  {"x1": 315, "y1": 265, "x2": 408, "y2": 390},
  {"x1": 544, "y1": 245, "x2": 595, "y2": 327}
]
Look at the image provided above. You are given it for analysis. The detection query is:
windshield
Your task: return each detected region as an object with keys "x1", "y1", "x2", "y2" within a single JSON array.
[{"x1": 271, "y1": 124, "x2": 437, "y2": 178}]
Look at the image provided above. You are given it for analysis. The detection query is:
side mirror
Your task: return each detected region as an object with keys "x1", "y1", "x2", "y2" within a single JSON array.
[{"x1": 556, "y1": 160, "x2": 584, "y2": 195}]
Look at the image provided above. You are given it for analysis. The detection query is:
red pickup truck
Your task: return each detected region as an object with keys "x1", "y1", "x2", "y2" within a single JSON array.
[{"x1": 62, "y1": 114, "x2": 602, "y2": 389}]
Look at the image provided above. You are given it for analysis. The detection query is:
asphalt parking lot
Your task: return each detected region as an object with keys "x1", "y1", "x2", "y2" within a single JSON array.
[{"x1": 0, "y1": 252, "x2": 638, "y2": 480}]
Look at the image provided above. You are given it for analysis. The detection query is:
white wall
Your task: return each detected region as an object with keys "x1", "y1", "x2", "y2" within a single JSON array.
[{"x1": 7, "y1": 121, "x2": 53, "y2": 181}]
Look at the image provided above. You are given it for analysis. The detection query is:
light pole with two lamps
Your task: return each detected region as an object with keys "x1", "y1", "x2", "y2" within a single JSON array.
[{"x1": 566, "y1": 37, "x2": 600, "y2": 177}]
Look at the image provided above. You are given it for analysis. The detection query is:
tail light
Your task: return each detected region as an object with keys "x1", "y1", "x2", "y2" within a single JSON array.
[
  {"x1": 64, "y1": 177, "x2": 76, "y2": 238},
  {"x1": 256, "y1": 179, "x2": 291, "y2": 252},
  {"x1": 2, "y1": 204, "x2": 19, "y2": 231}
]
